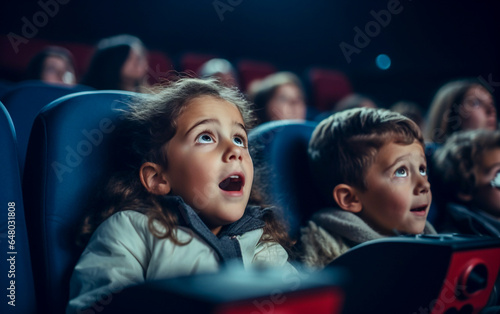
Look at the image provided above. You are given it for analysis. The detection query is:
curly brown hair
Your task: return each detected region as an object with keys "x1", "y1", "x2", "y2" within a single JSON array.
[
  {"x1": 79, "y1": 78, "x2": 293, "y2": 253},
  {"x1": 433, "y1": 129, "x2": 500, "y2": 201}
]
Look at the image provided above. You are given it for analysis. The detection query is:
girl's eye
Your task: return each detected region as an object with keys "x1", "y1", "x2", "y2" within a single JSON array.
[
  {"x1": 233, "y1": 136, "x2": 246, "y2": 147},
  {"x1": 419, "y1": 166, "x2": 427, "y2": 176},
  {"x1": 197, "y1": 133, "x2": 214, "y2": 144},
  {"x1": 394, "y1": 167, "x2": 408, "y2": 177}
]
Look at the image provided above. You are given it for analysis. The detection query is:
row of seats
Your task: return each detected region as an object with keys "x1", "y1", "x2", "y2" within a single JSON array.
[
  {"x1": 2, "y1": 89, "x2": 500, "y2": 313},
  {"x1": 0, "y1": 90, "x2": 342, "y2": 313},
  {"x1": 0, "y1": 35, "x2": 353, "y2": 110}
]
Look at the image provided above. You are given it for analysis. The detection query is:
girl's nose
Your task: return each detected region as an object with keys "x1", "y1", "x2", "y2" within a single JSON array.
[{"x1": 222, "y1": 140, "x2": 243, "y2": 162}]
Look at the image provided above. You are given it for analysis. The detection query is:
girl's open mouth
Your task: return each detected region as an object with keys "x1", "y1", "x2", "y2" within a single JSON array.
[{"x1": 219, "y1": 174, "x2": 244, "y2": 192}]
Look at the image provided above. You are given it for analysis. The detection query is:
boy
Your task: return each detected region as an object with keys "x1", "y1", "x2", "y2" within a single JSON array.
[
  {"x1": 433, "y1": 129, "x2": 500, "y2": 236},
  {"x1": 301, "y1": 108, "x2": 436, "y2": 268}
]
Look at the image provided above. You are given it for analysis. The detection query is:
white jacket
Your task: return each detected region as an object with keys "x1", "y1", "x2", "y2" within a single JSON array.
[{"x1": 67, "y1": 207, "x2": 294, "y2": 313}]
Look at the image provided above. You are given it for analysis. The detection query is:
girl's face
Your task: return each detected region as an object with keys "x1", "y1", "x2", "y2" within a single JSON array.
[
  {"x1": 163, "y1": 95, "x2": 253, "y2": 234},
  {"x1": 459, "y1": 85, "x2": 497, "y2": 131},
  {"x1": 121, "y1": 47, "x2": 148, "y2": 81},
  {"x1": 266, "y1": 83, "x2": 306, "y2": 121}
]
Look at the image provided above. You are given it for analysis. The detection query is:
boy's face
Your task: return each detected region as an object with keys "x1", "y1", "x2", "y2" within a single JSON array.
[
  {"x1": 163, "y1": 96, "x2": 253, "y2": 234},
  {"x1": 356, "y1": 141, "x2": 431, "y2": 235},
  {"x1": 473, "y1": 148, "x2": 500, "y2": 218}
]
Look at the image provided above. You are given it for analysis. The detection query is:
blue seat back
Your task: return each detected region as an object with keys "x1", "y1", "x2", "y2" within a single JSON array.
[
  {"x1": 1, "y1": 81, "x2": 92, "y2": 173},
  {"x1": 0, "y1": 101, "x2": 36, "y2": 313},
  {"x1": 248, "y1": 120, "x2": 329, "y2": 238},
  {"x1": 22, "y1": 90, "x2": 136, "y2": 314}
]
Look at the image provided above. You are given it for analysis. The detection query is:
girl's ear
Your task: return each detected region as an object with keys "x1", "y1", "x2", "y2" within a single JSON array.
[
  {"x1": 333, "y1": 184, "x2": 362, "y2": 213},
  {"x1": 139, "y1": 162, "x2": 171, "y2": 195}
]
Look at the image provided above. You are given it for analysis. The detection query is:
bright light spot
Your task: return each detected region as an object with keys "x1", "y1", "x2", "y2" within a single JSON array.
[{"x1": 376, "y1": 54, "x2": 391, "y2": 70}]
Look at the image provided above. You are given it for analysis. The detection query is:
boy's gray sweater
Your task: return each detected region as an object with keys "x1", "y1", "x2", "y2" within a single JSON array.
[{"x1": 300, "y1": 208, "x2": 437, "y2": 269}]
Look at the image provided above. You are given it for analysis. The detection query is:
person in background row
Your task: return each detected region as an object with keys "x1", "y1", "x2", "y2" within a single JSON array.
[
  {"x1": 249, "y1": 71, "x2": 307, "y2": 124},
  {"x1": 334, "y1": 93, "x2": 377, "y2": 112},
  {"x1": 198, "y1": 58, "x2": 239, "y2": 88},
  {"x1": 390, "y1": 100, "x2": 425, "y2": 131},
  {"x1": 82, "y1": 34, "x2": 148, "y2": 92},
  {"x1": 433, "y1": 129, "x2": 500, "y2": 237},
  {"x1": 425, "y1": 78, "x2": 497, "y2": 144},
  {"x1": 25, "y1": 46, "x2": 77, "y2": 86},
  {"x1": 314, "y1": 93, "x2": 378, "y2": 122}
]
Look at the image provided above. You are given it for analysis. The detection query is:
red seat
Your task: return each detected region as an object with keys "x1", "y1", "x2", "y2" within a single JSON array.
[
  {"x1": 308, "y1": 68, "x2": 353, "y2": 112},
  {"x1": 0, "y1": 36, "x2": 50, "y2": 81},
  {"x1": 179, "y1": 52, "x2": 217, "y2": 74},
  {"x1": 58, "y1": 42, "x2": 95, "y2": 81},
  {"x1": 146, "y1": 50, "x2": 174, "y2": 85},
  {"x1": 237, "y1": 59, "x2": 276, "y2": 92}
]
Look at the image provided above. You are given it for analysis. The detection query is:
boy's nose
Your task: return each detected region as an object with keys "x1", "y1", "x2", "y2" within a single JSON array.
[{"x1": 415, "y1": 177, "x2": 431, "y2": 195}]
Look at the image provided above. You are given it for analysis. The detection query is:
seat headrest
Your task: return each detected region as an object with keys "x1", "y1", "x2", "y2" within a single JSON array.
[
  {"x1": 249, "y1": 120, "x2": 329, "y2": 238},
  {"x1": 22, "y1": 90, "x2": 137, "y2": 313}
]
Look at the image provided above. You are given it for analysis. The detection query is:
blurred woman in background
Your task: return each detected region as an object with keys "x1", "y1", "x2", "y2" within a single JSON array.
[
  {"x1": 425, "y1": 78, "x2": 497, "y2": 144},
  {"x1": 25, "y1": 46, "x2": 77, "y2": 86},
  {"x1": 82, "y1": 34, "x2": 148, "y2": 92}
]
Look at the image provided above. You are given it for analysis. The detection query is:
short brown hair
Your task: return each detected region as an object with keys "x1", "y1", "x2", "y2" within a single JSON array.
[
  {"x1": 309, "y1": 108, "x2": 424, "y2": 203},
  {"x1": 433, "y1": 129, "x2": 500, "y2": 200}
]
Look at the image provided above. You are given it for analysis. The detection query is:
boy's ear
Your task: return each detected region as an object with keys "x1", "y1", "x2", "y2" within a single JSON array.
[
  {"x1": 457, "y1": 192, "x2": 473, "y2": 202},
  {"x1": 139, "y1": 162, "x2": 171, "y2": 195},
  {"x1": 333, "y1": 184, "x2": 362, "y2": 213}
]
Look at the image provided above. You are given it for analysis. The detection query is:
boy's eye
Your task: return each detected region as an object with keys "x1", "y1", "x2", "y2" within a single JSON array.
[
  {"x1": 419, "y1": 166, "x2": 427, "y2": 176},
  {"x1": 233, "y1": 136, "x2": 246, "y2": 147},
  {"x1": 197, "y1": 133, "x2": 214, "y2": 144},
  {"x1": 394, "y1": 167, "x2": 408, "y2": 177}
]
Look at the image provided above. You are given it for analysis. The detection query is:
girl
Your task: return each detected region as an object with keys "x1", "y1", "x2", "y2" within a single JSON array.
[
  {"x1": 249, "y1": 72, "x2": 307, "y2": 124},
  {"x1": 66, "y1": 78, "x2": 295, "y2": 313},
  {"x1": 425, "y1": 78, "x2": 497, "y2": 144},
  {"x1": 82, "y1": 34, "x2": 148, "y2": 92}
]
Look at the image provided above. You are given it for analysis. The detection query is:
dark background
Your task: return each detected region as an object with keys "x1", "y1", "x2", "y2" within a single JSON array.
[{"x1": 1, "y1": 0, "x2": 499, "y2": 112}]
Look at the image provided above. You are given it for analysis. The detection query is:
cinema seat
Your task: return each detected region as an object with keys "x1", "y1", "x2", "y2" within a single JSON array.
[
  {"x1": 308, "y1": 68, "x2": 353, "y2": 112},
  {"x1": 0, "y1": 102, "x2": 36, "y2": 314},
  {"x1": 248, "y1": 120, "x2": 327, "y2": 239},
  {"x1": 101, "y1": 266, "x2": 346, "y2": 314},
  {"x1": 179, "y1": 52, "x2": 218, "y2": 73},
  {"x1": 1, "y1": 81, "x2": 93, "y2": 173},
  {"x1": 331, "y1": 234, "x2": 500, "y2": 314},
  {"x1": 237, "y1": 59, "x2": 276, "y2": 92},
  {"x1": 146, "y1": 50, "x2": 174, "y2": 85},
  {"x1": 22, "y1": 90, "x2": 137, "y2": 314}
]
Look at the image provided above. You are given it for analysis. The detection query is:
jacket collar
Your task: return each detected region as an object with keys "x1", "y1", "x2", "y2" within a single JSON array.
[{"x1": 161, "y1": 195, "x2": 267, "y2": 263}]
